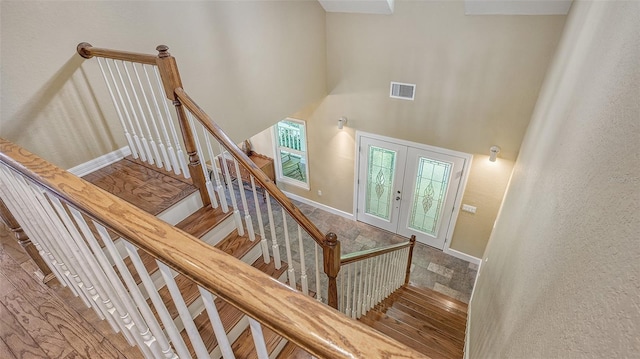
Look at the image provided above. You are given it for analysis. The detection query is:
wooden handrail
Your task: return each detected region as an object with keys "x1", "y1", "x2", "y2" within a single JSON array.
[
  {"x1": 0, "y1": 138, "x2": 427, "y2": 359},
  {"x1": 174, "y1": 88, "x2": 329, "y2": 246},
  {"x1": 77, "y1": 42, "x2": 157, "y2": 65},
  {"x1": 340, "y1": 240, "x2": 412, "y2": 265}
]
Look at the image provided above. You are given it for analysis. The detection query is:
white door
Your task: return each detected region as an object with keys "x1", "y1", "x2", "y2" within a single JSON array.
[
  {"x1": 357, "y1": 136, "x2": 466, "y2": 249},
  {"x1": 356, "y1": 137, "x2": 407, "y2": 233}
]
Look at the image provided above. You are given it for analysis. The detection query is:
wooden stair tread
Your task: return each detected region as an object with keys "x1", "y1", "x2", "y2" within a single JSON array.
[
  {"x1": 125, "y1": 156, "x2": 194, "y2": 186},
  {"x1": 394, "y1": 292, "x2": 467, "y2": 330},
  {"x1": 359, "y1": 315, "x2": 441, "y2": 358},
  {"x1": 384, "y1": 306, "x2": 464, "y2": 346},
  {"x1": 175, "y1": 205, "x2": 232, "y2": 239},
  {"x1": 404, "y1": 285, "x2": 468, "y2": 313},
  {"x1": 369, "y1": 309, "x2": 463, "y2": 358},
  {"x1": 390, "y1": 300, "x2": 466, "y2": 341},
  {"x1": 400, "y1": 289, "x2": 467, "y2": 326},
  {"x1": 251, "y1": 256, "x2": 288, "y2": 279},
  {"x1": 216, "y1": 229, "x2": 261, "y2": 258},
  {"x1": 277, "y1": 341, "x2": 314, "y2": 359}
]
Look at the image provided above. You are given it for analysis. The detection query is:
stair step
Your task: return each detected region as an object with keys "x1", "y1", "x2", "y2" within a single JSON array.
[
  {"x1": 217, "y1": 229, "x2": 261, "y2": 260},
  {"x1": 175, "y1": 205, "x2": 231, "y2": 240},
  {"x1": 394, "y1": 289, "x2": 467, "y2": 330},
  {"x1": 277, "y1": 341, "x2": 314, "y2": 359},
  {"x1": 390, "y1": 301, "x2": 465, "y2": 343},
  {"x1": 359, "y1": 314, "x2": 439, "y2": 358},
  {"x1": 404, "y1": 285, "x2": 468, "y2": 314}
]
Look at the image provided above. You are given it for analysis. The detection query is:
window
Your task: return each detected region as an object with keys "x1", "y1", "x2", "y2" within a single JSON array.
[{"x1": 273, "y1": 118, "x2": 309, "y2": 189}]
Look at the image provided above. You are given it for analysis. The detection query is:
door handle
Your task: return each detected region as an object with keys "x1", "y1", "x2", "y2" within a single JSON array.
[{"x1": 396, "y1": 196, "x2": 401, "y2": 201}]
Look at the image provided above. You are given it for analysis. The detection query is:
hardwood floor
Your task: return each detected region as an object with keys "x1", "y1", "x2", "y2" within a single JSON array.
[{"x1": 0, "y1": 224, "x2": 143, "y2": 359}]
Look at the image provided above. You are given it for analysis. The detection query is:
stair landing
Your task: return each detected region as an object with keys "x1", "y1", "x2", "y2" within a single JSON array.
[
  {"x1": 82, "y1": 157, "x2": 197, "y2": 215},
  {"x1": 359, "y1": 285, "x2": 468, "y2": 359}
]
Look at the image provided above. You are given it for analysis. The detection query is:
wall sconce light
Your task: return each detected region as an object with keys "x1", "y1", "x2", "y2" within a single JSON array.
[
  {"x1": 489, "y1": 145, "x2": 501, "y2": 162},
  {"x1": 338, "y1": 116, "x2": 348, "y2": 129}
]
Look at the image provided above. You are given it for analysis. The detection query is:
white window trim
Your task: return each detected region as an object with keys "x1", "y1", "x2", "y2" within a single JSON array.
[{"x1": 272, "y1": 118, "x2": 310, "y2": 190}]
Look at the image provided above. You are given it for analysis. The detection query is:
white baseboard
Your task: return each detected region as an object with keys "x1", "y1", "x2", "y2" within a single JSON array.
[
  {"x1": 67, "y1": 147, "x2": 131, "y2": 177},
  {"x1": 443, "y1": 247, "x2": 481, "y2": 265},
  {"x1": 464, "y1": 259, "x2": 482, "y2": 359},
  {"x1": 281, "y1": 191, "x2": 355, "y2": 221}
]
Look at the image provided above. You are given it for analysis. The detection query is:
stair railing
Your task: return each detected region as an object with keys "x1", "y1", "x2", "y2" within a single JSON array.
[
  {"x1": 338, "y1": 235, "x2": 416, "y2": 319},
  {"x1": 0, "y1": 138, "x2": 427, "y2": 359},
  {"x1": 77, "y1": 43, "x2": 341, "y2": 308}
]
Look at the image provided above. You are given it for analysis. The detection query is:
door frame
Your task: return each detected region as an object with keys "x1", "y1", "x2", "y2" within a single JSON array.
[{"x1": 354, "y1": 131, "x2": 474, "y2": 260}]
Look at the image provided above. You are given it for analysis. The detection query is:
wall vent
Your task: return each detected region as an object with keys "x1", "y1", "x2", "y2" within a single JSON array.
[{"x1": 390, "y1": 82, "x2": 416, "y2": 100}]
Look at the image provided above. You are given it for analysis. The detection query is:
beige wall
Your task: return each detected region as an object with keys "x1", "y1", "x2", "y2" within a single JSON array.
[
  {"x1": 468, "y1": 1, "x2": 640, "y2": 357},
  {"x1": 253, "y1": 1, "x2": 564, "y2": 259},
  {"x1": 0, "y1": 1, "x2": 326, "y2": 169}
]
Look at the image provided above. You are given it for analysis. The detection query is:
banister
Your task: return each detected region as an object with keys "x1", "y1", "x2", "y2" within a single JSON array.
[
  {"x1": 340, "y1": 237, "x2": 414, "y2": 266},
  {"x1": 173, "y1": 88, "x2": 329, "y2": 246},
  {"x1": 0, "y1": 138, "x2": 428, "y2": 359},
  {"x1": 77, "y1": 42, "x2": 157, "y2": 65}
]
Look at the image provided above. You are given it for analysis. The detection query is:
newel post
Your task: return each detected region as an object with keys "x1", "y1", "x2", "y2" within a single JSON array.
[
  {"x1": 0, "y1": 198, "x2": 54, "y2": 284},
  {"x1": 323, "y1": 232, "x2": 341, "y2": 310},
  {"x1": 404, "y1": 235, "x2": 417, "y2": 286},
  {"x1": 155, "y1": 45, "x2": 210, "y2": 207}
]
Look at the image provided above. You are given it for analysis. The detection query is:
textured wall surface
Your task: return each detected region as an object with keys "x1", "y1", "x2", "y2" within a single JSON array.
[
  {"x1": 0, "y1": 1, "x2": 326, "y2": 169},
  {"x1": 468, "y1": 1, "x2": 640, "y2": 357}
]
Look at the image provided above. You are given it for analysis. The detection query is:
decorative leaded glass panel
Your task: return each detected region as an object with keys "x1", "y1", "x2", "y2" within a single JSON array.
[
  {"x1": 365, "y1": 146, "x2": 396, "y2": 221},
  {"x1": 408, "y1": 157, "x2": 451, "y2": 236}
]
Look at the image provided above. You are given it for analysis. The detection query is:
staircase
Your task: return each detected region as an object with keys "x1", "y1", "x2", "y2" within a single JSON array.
[
  {"x1": 84, "y1": 158, "x2": 306, "y2": 358},
  {"x1": 360, "y1": 285, "x2": 468, "y2": 359}
]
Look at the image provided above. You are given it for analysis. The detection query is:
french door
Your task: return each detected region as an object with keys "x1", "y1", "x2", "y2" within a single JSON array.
[{"x1": 356, "y1": 136, "x2": 466, "y2": 249}]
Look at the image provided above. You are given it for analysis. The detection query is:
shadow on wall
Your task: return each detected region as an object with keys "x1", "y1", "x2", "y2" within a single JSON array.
[{"x1": 4, "y1": 53, "x2": 118, "y2": 167}]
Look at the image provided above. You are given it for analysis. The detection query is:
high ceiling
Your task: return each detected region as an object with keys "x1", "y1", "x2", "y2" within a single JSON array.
[{"x1": 317, "y1": 0, "x2": 572, "y2": 15}]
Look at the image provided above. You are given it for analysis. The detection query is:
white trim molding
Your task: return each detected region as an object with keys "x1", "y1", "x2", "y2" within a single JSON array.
[
  {"x1": 444, "y1": 247, "x2": 481, "y2": 265},
  {"x1": 282, "y1": 190, "x2": 355, "y2": 221},
  {"x1": 67, "y1": 146, "x2": 131, "y2": 177},
  {"x1": 465, "y1": 0, "x2": 572, "y2": 15}
]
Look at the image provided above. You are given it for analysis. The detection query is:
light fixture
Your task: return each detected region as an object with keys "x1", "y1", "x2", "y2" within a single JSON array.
[
  {"x1": 338, "y1": 116, "x2": 348, "y2": 129},
  {"x1": 489, "y1": 145, "x2": 501, "y2": 162}
]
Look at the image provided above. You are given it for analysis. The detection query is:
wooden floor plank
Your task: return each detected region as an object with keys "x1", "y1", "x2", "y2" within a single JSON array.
[
  {"x1": 0, "y1": 247, "x2": 51, "y2": 307},
  {"x1": 0, "y1": 337, "x2": 18, "y2": 359},
  {"x1": 0, "y1": 301, "x2": 49, "y2": 358},
  {"x1": 1, "y1": 290, "x2": 75, "y2": 358}
]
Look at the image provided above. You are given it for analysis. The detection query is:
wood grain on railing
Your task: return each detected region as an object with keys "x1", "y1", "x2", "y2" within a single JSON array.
[
  {"x1": 404, "y1": 235, "x2": 417, "y2": 286},
  {"x1": 341, "y1": 241, "x2": 412, "y2": 265},
  {"x1": 0, "y1": 138, "x2": 428, "y2": 359},
  {"x1": 77, "y1": 42, "x2": 157, "y2": 65}
]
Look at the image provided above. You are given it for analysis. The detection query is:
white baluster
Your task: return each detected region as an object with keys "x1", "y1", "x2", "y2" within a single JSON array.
[
  {"x1": 97, "y1": 58, "x2": 137, "y2": 158},
  {"x1": 94, "y1": 224, "x2": 178, "y2": 359},
  {"x1": 187, "y1": 113, "x2": 218, "y2": 208},
  {"x1": 153, "y1": 67, "x2": 188, "y2": 176},
  {"x1": 123, "y1": 242, "x2": 191, "y2": 359},
  {"x1": 351, "y1": 263, "x2": 358, "y2": 319},
  {"x1": 0, "y1": 172, "x2": 77, "y2": 297},
  {"x1": 362, "y1": 258, "x2": 371, "y2": 315},
  {"x1": 204, "y1": 132, "x2": 226, "y2": 211},
  {"x1": 133, "y1": 63, "x2": 165, "y2": 168},
  {"x1": 233, "y1": 158, "x2": 254, "y2": 241},
  {"x1": 141, "y1": 64, "x2": 172, "y2": 171},
  {"x1": 357, "y1": 261, "x2": 365, "y2": 318},
  {"x1": 265, "y1": 192, "x2": 281, "y2": 268},
  {"x1": 315, "y1": 243, "x2": 322, "y2": 303},
  {"x1": 345, "y1": 263, "x2": 352, "y2": 317},
  {"x1": 145, "y1": 65, "x2": 176, "y2": 173},
  {"x1": 71, "y1": 209, "x2": 166, "y2": 358},
  {"x1": 113, "y1": 60, "x2": 149, "y2": 162},
  {"x1": 248, "y1": 318, "x2": 270, "y2": 359},
  {"x1": 121, "y1": 61, "x2": 155, "y2": 164},
  {"x1": 47, "y1": 196, "x2": 131, "y2": 339},
  {"x1": 338, "y1": 268, "x2": 344, "y2": 313},
  {"x1": 156, "y1": 261, "x2": 210, "y2": 358},
  {"x1": 250, "y1": 176, "x2": 269, "y2": 263},
  {"x1": 281, "y1": 210, "x2": 296, "y2": 287},
  {"x1": 297, "y1": 226, "x2": 309, "y2": 295},
  {"x1": 198, "y1": 288, "x2": 236, "y2": 359},
  {"x1": 219, "y1": 144, "x2": 243, "y2": 235}
]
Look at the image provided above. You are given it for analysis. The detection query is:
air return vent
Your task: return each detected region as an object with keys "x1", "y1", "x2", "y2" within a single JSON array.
[{"x1": 390, "y1": 82, "x2": 416, "y2": 100}]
